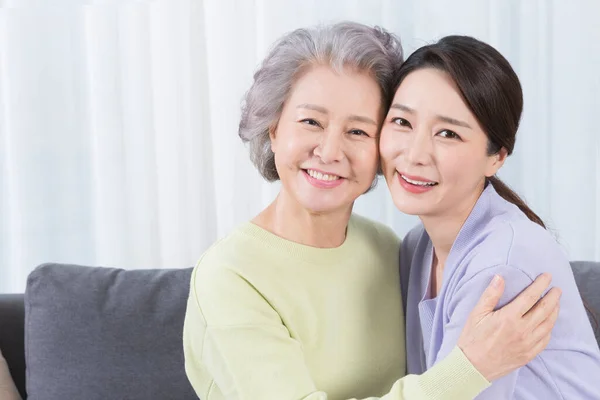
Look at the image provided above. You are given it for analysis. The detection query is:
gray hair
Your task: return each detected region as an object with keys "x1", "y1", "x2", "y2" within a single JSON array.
[{"x1": 239, "y1": 21, "x2": 404, "y2": 182}]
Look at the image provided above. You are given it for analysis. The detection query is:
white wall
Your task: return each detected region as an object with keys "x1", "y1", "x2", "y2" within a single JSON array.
[{"x1": 0, "y1": 0, "x2": 598, "y2": 292}]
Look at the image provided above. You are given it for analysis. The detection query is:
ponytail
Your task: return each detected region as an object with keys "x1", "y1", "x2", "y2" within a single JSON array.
[{"x1": 487, "y1": 176, "x2": 546, "y2": 229}]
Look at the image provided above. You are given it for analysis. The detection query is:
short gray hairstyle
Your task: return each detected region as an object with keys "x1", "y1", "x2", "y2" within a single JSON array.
[{"x1": 239, "y1": 21, "x2": 404, "y2": 181}]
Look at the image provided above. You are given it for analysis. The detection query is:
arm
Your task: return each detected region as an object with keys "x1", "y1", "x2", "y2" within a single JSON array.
[
  {"x1": 435, "y1": 266, "x2": 539, "y2": 398},
  {"x1": 0, "y1": 351, "x2": 21, "y2": 400},
  {"x1": 184, "y1": 265, "x2": 489, "y2": 400}
]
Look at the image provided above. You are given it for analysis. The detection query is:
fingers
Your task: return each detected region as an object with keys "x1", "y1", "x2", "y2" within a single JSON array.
[
  {"x1": 525, "y1": 333, "x2": 553, "y2": 365},
  {"x1": 508, "y1": 305, "x2": 558, "y2": 370},
  {"x1": 531, "y1": 304, "x2": 560, "y2": 341},
  {"x1": 528, "y1": 310, "x2": 557, "y2": 361},
  {"x1": 528, "y1": 290, "x2": 561, "y2": 337},
  {"x1": 506, "y1": 273, "x2": 553, "y2": 316},
  {"x1": 471, "y1": 274, "x2": 505, "y2": 316}
]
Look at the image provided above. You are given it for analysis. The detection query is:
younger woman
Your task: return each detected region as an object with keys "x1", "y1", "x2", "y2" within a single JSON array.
[{"x1": 380, "y1": 35, "x2": 600, "y2": 399}]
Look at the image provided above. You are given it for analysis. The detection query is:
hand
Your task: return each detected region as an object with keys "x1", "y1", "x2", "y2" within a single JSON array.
[{"x1": 457, "y1": 273, "x2": 561, "y2": 382}]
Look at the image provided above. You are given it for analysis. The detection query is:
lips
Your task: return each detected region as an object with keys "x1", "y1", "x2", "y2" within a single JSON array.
[
  {"x1": 399, "y1": 173, "x2": 438, "y2": 186},
  {"x1": 397, "y1": 172, "x2": 438, "y2": 194},
  {"x1": 305, "y1": 169, "x2": 341, "y2": 182},
  {"x1": 302, "y1": 169, "x2": 345, "y2": 189}
]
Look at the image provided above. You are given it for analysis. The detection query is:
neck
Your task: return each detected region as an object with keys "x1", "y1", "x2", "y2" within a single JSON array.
[
  {"x1": 421, "y1": 184, "x2": 485, "y2": 269},
  {"x1": 422, "y1": 215, "x2": 464, "y2": 268},
  {"x1": 253, "y1": 189, "x2": 353, "y2": 248}
]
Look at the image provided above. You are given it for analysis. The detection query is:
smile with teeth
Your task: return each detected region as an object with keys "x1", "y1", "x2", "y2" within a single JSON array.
[
  {"x1": 400, "y1": 174, "x2": 438, "y2": 186},
  {"x1": 306, "y1": 169, "x2": 341, "y2": 182}
]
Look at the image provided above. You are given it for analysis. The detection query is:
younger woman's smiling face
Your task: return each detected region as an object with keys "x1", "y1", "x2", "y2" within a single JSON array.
[{"x1": 379, "y1": 68, "x2": 506, "y2": 218}]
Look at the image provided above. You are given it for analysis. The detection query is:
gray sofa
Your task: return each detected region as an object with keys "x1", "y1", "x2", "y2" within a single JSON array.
[
  {"x1": 0, "y1": 262, "x2": 599, "y2": 399},
  {"x1": 0, "y1": 264, "x2": 197, "y2": 400}
]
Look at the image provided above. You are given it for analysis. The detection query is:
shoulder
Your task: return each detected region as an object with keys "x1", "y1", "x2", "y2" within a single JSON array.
[
  {"x1": 190, "y1": 238, "x2": 277, "y2": 326},
  {"x1": 467, "y1": 217, "x2": 568, "y2": 280},
  {"x1": 504, "y1": 219, "x2": 567, "y2": 266},
  {"x1": 194, "y1": 221, "x2": 274, "y2": 275},
  {"x1": 449, "y1": 217, "x2": 572, "y2": 313},
  {"x1": 462, "y1": 187, "x2": 569, "y2": 277},
  {"x1": 191, "y1": 226, "x2": 263, "y2": 308},
  {"x1": 445, "y1": 222, "x2": 540, "y2": 313}
]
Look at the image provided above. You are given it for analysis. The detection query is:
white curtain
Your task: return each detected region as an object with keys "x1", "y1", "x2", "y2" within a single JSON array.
[{"x1": 1, "y1": 0, "x2": 599, "y2": 293}]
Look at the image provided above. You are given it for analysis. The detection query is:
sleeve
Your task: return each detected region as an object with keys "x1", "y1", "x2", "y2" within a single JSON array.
[
  {"x1": 432, "y1": 265, "x2": 535, "y2": 399},
  {"x1": 183, "y1": 264, "x2": 490, "y2": 400}
]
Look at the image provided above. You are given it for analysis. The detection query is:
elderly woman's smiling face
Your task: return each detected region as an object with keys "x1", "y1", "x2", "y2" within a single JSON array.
[{"x1": 269, "y1": 65, "x2": 383, "y2": 215}]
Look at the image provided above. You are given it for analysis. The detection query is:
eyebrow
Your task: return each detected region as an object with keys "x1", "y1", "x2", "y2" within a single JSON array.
[
  {"x1": 390, "y1": 103, "x2": 472, "y2": 129},
  {"x1": 390, "y1": 103, "x2": 415, "y2": 113},
  {"x1": 348, "y1": 115, "x2": 377, "y2": 126},
  {"x1": 297, "y1": 103, "x2": 377, "y2": 126},
  {"x1": 297, "y1": 103, "x2": 328, "y2": 114}
]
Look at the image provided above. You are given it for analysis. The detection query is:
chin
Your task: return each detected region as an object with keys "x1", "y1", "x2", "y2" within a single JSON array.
[
  {"x1": 391, "y1": 195, "x2": 430, "y2": 216},
  {"x1": 394, "y1": 205, "x2": 423, "y2": 216},
  {"x1": 297, "y1": 195, "x2": 349, "y2": 215},
  {"x1": 302, "y1": 201, "x2": 345, "y2": 215}
]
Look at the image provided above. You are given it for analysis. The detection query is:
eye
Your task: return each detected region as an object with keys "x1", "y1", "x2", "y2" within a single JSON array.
[
  {"x1": 349, "y1": 129, "x2": 368, "y2": 136},
  {"x1": 437, "y1": 129, "x2": 462, "y2": 140},
  {"x1": 299, "y1": 118, "x2": 322, "y2": 128},
  {"x1": 391, "y1": 117, "x2": 412, "y2": 128}
]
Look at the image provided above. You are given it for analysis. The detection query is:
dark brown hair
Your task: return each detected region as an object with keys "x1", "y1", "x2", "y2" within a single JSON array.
[{"x1": 393, "y1": 35, "x2": 545, "y2": 228}]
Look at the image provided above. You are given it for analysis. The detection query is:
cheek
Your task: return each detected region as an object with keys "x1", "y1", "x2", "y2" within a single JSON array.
[
  {"x1": 378, "y1": 131, "x2": 390, "y2": 158},
  {"x1": 438, "y1": 151, "x2": 488, "y2": 187},
  {"x1": 275, "y1": 132, "x2": 313, "y2": 165},
  {"x1": 438, "y1": 156, "x2": 464, "y2": 182},
  {"x1": 351, "y1": 143, "x2": 379, "y2": 176},
  {"x1": 379, "y1": 129, "x2": 404, "y2": 170}
]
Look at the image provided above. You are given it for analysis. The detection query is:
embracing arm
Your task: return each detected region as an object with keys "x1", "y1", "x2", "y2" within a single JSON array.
[
  {"x1": 183, "y1": 265, "x2": 491, "y2": 400},
  {"x1": 184, "y1": 262, "x2": 560, "y2": 400}
]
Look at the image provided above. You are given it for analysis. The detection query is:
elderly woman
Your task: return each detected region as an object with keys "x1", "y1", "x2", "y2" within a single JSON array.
[{"x1": 183, "y1": 22, "x2": 560, "y2": 400}]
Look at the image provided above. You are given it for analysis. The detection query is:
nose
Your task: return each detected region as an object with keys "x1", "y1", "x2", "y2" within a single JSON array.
[
  {"x1": 406, "y1": 129, "x2": 433, "y2": 166},
  {"x1": 314, "y1": 129, "x2": 345, "y2": 164}
]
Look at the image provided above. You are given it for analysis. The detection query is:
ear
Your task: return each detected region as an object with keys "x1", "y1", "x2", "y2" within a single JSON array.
[
  {"x1": 485, "y1": 147, "x2": 508, "y2": 177},
  {"x1": 269, "y1": 124, "x2": 278, "y2": 153}
]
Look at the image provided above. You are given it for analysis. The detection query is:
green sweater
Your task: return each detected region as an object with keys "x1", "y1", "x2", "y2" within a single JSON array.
[{"x1": 183, "y1": 214, "x2": 489, "y2": 399}]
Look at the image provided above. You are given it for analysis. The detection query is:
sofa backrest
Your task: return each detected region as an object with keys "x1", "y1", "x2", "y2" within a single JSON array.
[
  {"x1": 1, "y1": 262, "x2": 599, "y2": 399},
  {"x1": 24, "y1": 263, "x2": 197, "y2": 400}
]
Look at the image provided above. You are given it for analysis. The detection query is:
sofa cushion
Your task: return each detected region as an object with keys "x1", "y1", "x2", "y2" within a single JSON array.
[
  {"x1": 25, "y1": 263, "x2": 197, "y2": 400},
  {"x1": 571, "y1": 261, "x2": 600, "y2": 343}
]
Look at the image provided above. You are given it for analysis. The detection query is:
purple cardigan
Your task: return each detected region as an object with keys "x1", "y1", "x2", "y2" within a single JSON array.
[{"x1": 400, "y1": 184, "x2": 600, "y2": 399}]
